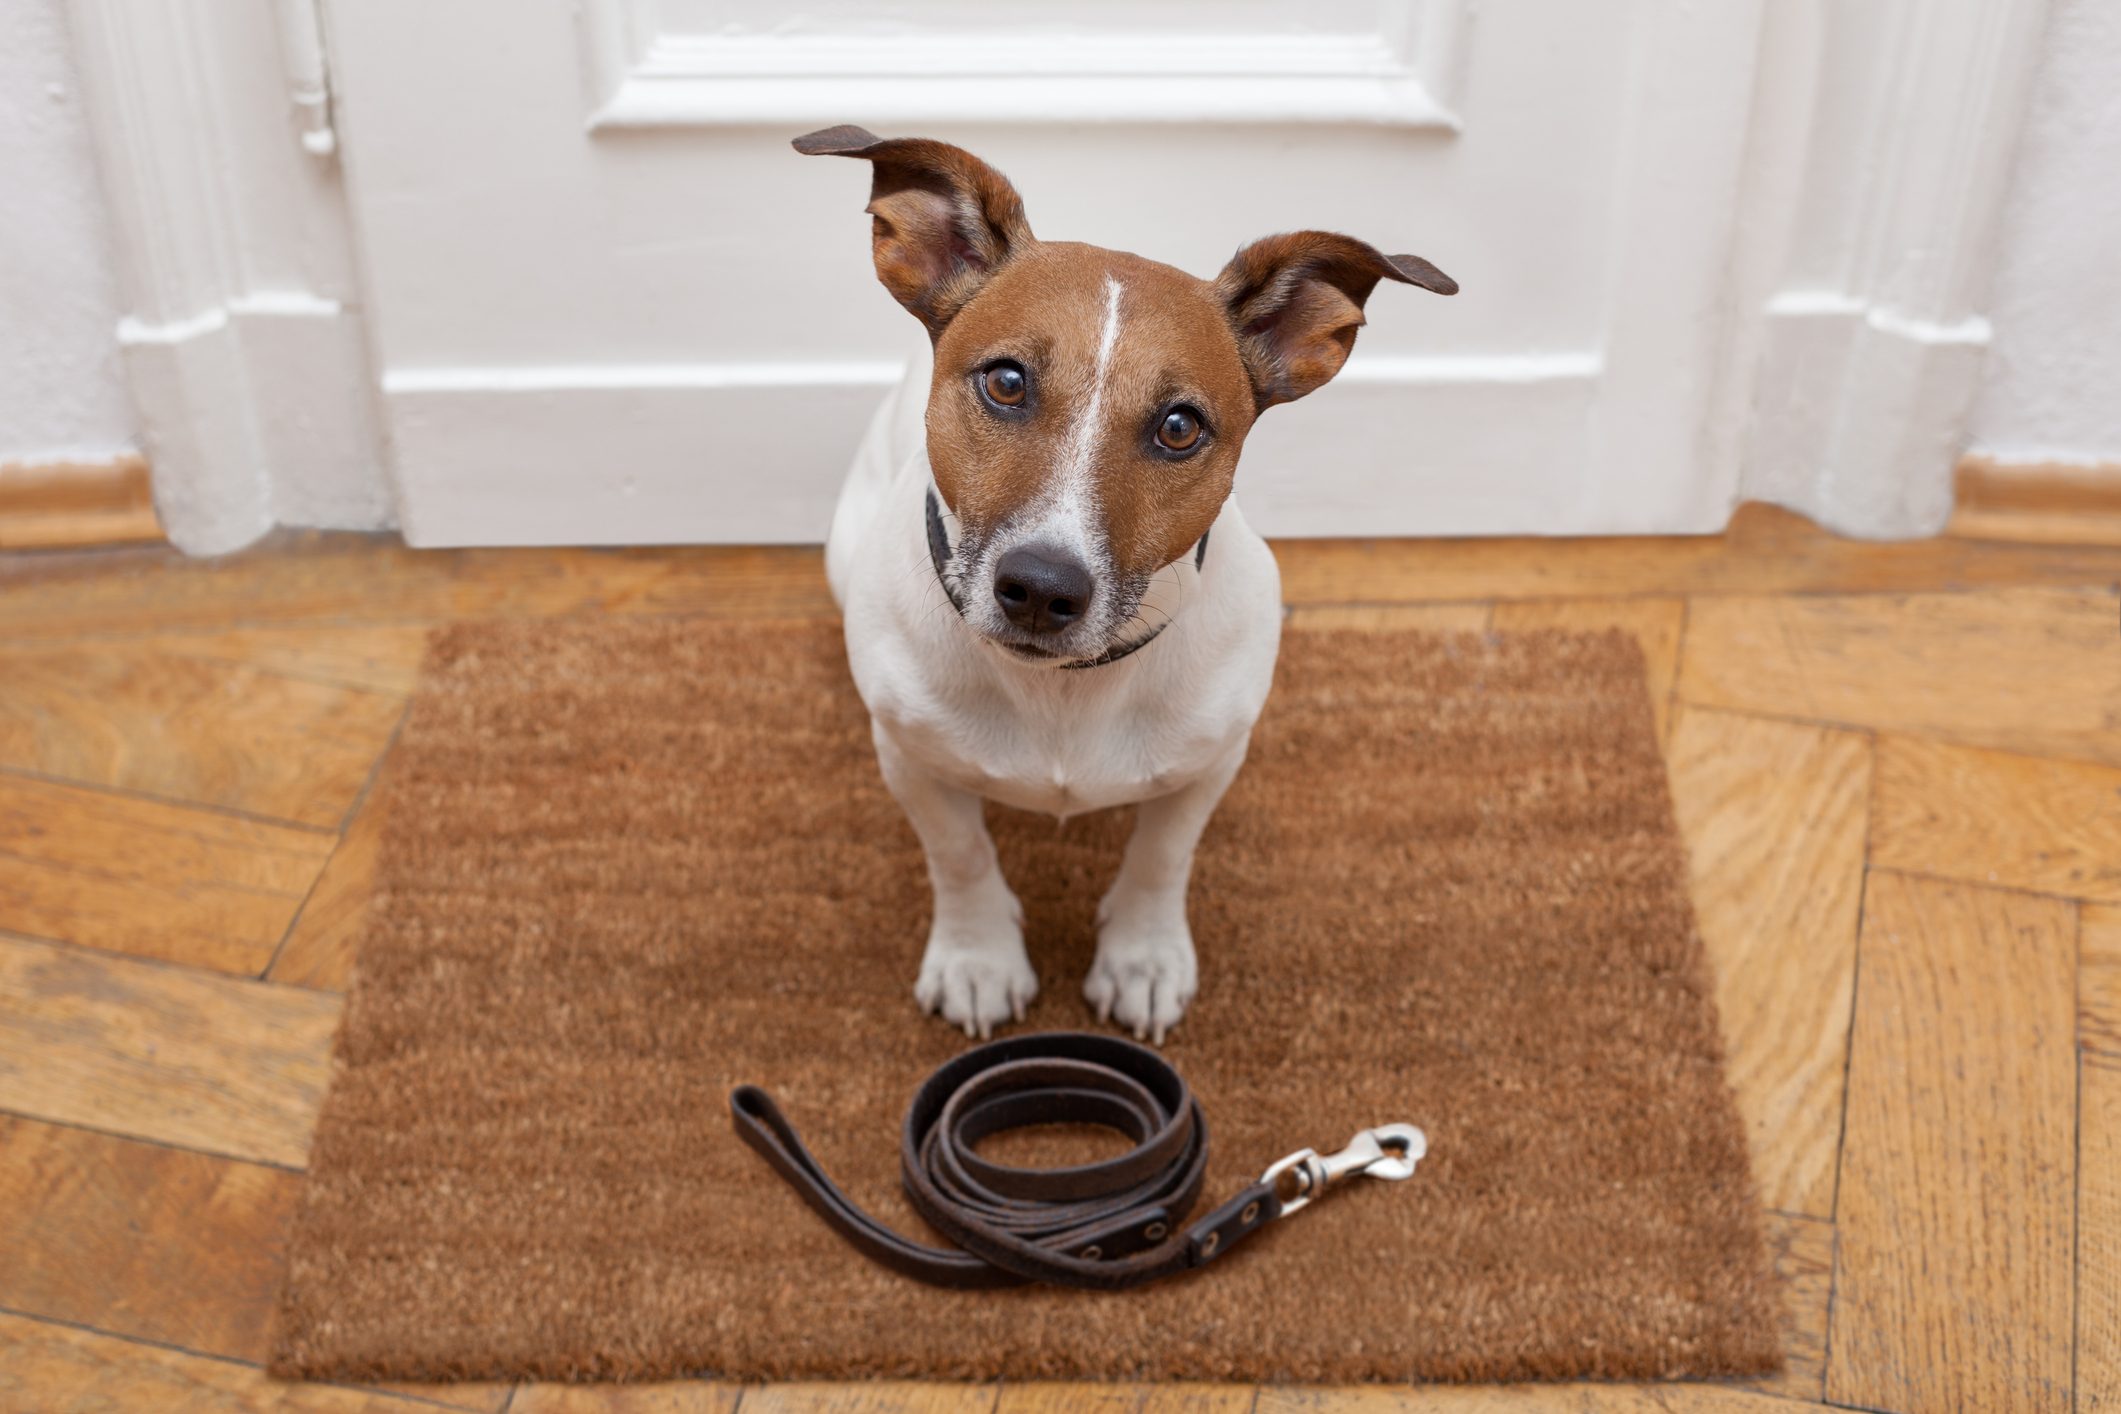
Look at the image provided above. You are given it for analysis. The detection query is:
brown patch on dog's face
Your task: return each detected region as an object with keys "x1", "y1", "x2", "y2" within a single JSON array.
[{"x1": 929, "y1": 243, "x2": 1258, "y2": 586}]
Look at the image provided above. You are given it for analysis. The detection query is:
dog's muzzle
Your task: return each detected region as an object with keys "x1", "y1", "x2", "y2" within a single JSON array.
[{"x1": 924, "y1": 485, "x2": 1208, "y2": 671}]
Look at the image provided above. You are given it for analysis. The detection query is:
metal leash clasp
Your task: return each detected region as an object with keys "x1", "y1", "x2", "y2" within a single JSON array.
[{"x1": 1259, "y1": 1123, "x2": 1427, "y2": 1217}]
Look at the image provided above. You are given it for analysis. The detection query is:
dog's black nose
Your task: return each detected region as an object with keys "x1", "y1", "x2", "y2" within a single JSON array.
[{"x1": 993, "y1": 545, "x2": 1092, "y2": 634}]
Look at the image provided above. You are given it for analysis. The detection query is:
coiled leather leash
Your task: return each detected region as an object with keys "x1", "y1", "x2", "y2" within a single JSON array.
[{"x1": 730, "y1": 1031, "x2": 1426, "y2": 1290}]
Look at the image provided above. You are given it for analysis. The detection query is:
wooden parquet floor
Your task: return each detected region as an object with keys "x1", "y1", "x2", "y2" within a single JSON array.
[{"x1": 0, "y1": 503, "x2": 2114, "y2": 1413}]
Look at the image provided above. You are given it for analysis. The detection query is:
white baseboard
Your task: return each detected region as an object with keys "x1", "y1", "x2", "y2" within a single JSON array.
[
  {"x1": 382, "y1": 355, "x2": 1620, "y2": 547},
  {"x1": 383, "y1": 362, "x2": 902, "y2": 547},
  {"x1": 1744, "y1": 295, "x2": 1993, "y2": 539},
  {"x1": 118, "y1": 298, "x2": 390, "y2": 554}
]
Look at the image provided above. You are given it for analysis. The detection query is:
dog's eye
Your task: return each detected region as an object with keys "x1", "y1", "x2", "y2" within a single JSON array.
[
  {"x1": 981, "y1": 362, "x2": 1028, "y2": 408},
  {"x1": 1155, "y1": 407, "x2": 1203, "y2": 453}
]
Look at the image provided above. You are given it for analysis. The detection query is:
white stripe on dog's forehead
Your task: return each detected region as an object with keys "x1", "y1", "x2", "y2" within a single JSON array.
[
  {"x1": 1032, "y1": 276, "x2": 1124, "y2": 556},
  {"x1": 1054, "y1": 276, "x2": 1124, "y2": 499}
]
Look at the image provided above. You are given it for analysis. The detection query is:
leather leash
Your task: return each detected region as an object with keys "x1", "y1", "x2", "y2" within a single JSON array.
[{"x1": 730, "y1": 1031, "x2": 1426, "y2": 1290}]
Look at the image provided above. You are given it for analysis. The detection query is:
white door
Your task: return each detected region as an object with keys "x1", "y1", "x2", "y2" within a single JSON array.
[{"x1": 322, "y1": 0, "x2": 1769, "y2": 545}]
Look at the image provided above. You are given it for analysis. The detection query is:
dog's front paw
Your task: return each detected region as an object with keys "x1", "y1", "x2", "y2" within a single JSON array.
[
  {"x1": 1085, "y1": 901, "x2": 1197, "y2": 1045},
  {"x1": 915, "y1": 874, "x2": 1035, "y2": 1038},
  {"x1": 916, "y1": 940, "x2": 1038, "y2": 1039}
]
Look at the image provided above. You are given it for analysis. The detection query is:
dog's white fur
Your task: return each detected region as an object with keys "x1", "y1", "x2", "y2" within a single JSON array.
[{"x1": 826, "y1": 333, "x2": 1282, "y2": 1043}]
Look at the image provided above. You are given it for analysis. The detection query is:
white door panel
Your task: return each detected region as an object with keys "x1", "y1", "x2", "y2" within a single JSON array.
[{"x1": 322, "y1": 0, "x2": 1764, "y2": 544}]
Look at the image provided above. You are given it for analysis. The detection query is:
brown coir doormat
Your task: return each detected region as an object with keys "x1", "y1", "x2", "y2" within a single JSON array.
[{"x1": 271, "y1": 619, "x2": 1779, "y2": 1386}]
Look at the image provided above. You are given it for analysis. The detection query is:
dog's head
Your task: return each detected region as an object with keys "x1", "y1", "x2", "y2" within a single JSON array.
[{"x1": 797, "y1": 125, "x2": 1455, "y2": 665}]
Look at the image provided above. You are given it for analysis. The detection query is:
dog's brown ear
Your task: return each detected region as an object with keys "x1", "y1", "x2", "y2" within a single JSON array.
[
  {"x1": 794, "y1": 125, "x2": 1035, "y2": 335},
  {"x1": 1214, "y1": 232, "x2": 1456, "y2": 409}
]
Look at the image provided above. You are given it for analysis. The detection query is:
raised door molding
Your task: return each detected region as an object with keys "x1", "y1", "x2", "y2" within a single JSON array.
[
  {"x1": 577, "y1": 0, "x2": 1471, "y2": 130},
  {"x1": 378, "y1": 350, "x2": 1602, "y2": 546}
]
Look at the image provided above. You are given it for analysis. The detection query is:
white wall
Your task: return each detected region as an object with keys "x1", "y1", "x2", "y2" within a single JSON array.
[
  {"x1": 0, "y1": 0, "x2": 135, "y2": 465},
  {"x1": 1969, "y1": 0, "x2": 2121, "y2": 467}
]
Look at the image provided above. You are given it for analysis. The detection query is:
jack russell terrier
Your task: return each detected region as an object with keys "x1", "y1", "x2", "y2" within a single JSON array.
[{"x1": 801, "y1": 125, "x2": 1455, "y2": 1043}]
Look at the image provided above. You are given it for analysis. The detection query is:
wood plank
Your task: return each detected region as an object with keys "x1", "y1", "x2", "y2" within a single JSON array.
[
  {"x1": 0, "y1": 1310, "x2": 433, "y2": 1414},
  {"x1": 0, "y1": 1112, "x2": 506, "y2": 1414},
  {"x1": 1950, "y1": 454, "x2": 2121, "y2": 547},
  {"x1": 1827, "y1": 872, "x2": 2076, "y2": 1414},
  {"x1": 738, "y1": 1385, "x2": 996, "y2": 1414},
  {"x1": 1252, "y1": 1384, "x2": 1818, "y2": 1410},
  {"x1": 1271, "y1": 502, "x2": 2121, "y2": 606},
  {"x1": 512, "y1": 1382, "x2": 741, "y2": 1412},
  {"x1": 2083, "y1": 1051, "x2": 2121, "y2": 1413},
  {"x1": 0, "y1": 455, "x2": 162, "y2": 551},
  {"x1": 106, "y1": 622, "x2": 436, "y2": 695},
  {"x1": 1872, "y1": 735, "x2": 2121, "y2": 902},
  {"x1": 996, "y1": 1385, "x2": 1254, "y2": 1413},
  {"x1": 396, "y1": 1383, "x2": 514, "y2": 1411},
  {"x1": 1493, "y1": 597, "x2": 1683, "y2": 740},
  {"x1": 1284, "y1": 603, "x2": 1490, "y2": 632},
  {"x1": 0, "y1": 1114, "x2": 296, "y2": 1361},
  {"x1": 0, "y1": 644, "x2": 405, "y2": 827},
  {"x1": 1740, "y1": 1212, "x2": 1832, "y2": 1402},
  {"x1": 2087, "y1": 904, "x2": 2121, "y2": 1056},
  {"x1": 1679, "y1": 586, "x2": 2121, "y2": 768},
  {"x1": 0, "y1": 774, "x2": 334, "y2": 974},
  {"x1": 0, "y1": 533, "x2": 834, "y2": 641},
  {"x1": 268, "y1": 793, "x2": 387, "y2": 991},
  {"x1": 0, "y1": 932, "x2": 338, "y2": 1166},
  {"x1": 1664, "y1": 707, "x2": 1869, "y2": 1217},
  {"x1": 0, "y1": 504, "x2": 162, "y2": 552}
]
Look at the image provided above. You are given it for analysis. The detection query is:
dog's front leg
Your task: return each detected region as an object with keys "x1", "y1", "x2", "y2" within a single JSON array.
[
  {"x1": 871, "y1": 723, "x2": 1036, "y2": 1037},
  {"x1": 1086, "y1": 738, "x2": 1248, "y2": 1044}
]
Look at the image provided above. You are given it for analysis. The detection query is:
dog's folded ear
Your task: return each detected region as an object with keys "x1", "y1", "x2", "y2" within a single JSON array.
[
  {"x1": 1214, "y1": 232, "x2": 1456, "y2": 410},
  {"x1": 794, "y1": 126, "x2": 1036, "y2": 335}
]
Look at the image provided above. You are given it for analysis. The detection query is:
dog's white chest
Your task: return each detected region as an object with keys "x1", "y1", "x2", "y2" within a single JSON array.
[
  {"x1": 881, "y1": 686, "x2": 1234, "y2": 818},
  {"x1": 829, "y1": 359, "x2": 1283, "y2": 825}
]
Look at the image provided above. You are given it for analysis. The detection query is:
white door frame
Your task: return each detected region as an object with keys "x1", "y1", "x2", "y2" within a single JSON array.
[
  {"x1": 68, "y1": 0, "x2": 2052, "y2": 552},
  {"x1": 63, "y1": 0, "x2": 390, "y2": 555},
  {"x1": 1721, "y1": 0, "x2": 2055, "y2": 537}
]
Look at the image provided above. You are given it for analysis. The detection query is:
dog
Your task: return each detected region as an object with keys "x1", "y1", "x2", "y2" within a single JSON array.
[{"x1": 802, "y1": 125, "x2": 1455, "y2": 1043}]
